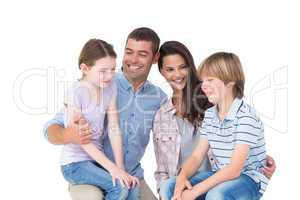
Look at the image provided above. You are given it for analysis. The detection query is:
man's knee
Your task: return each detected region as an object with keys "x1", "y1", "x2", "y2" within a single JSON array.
[
  {"x1": 205, "y1": 188, "x2": 233, "y2": 200},
  {"x1": 69, "y1": 184, "x2": 104, "y2": 200}
]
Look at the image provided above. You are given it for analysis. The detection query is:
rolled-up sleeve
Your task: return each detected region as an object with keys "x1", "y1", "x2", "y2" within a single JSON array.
[{"x1": 43, "y1": 110, "x2": 65, "y2": 140}]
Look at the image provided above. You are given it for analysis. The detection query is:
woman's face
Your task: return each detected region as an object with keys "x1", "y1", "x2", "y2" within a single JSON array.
[{"x1": 160, "y1": 54, "x2": 189, "y2": 92}]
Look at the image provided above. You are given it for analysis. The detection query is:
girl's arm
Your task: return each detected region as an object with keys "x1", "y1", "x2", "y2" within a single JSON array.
[
  {"x1": 106, "y1": 96, "x2": 124, "y2": 170},
  {"x1": 188, "y1": 143, "x2": 250, "y2": 198},
  {"x1": 106, "y1": 96, "x2": 140, "y2": 187},
  {"x1": 65, "y1": 103, "x2": 130, "y2": 187}
]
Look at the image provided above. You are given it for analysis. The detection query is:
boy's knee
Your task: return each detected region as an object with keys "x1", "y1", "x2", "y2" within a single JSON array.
[{"x1": 205, "y1": 189, "x2": 232, "y2": 200}]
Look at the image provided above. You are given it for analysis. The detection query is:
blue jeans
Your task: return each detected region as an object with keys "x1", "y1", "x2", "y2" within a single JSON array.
[
  {"x1": 61, "y1": 161, "x2": 140, "y2": 200},
  {"x1": 160, "y1": 171, "x2": 262, "y2": 200}
]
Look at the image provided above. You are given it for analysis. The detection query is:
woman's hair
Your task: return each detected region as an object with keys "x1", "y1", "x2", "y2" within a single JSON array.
[
  {"x1": 158, "y1": 41, "x2": 212, "y2": 127},
  {"x1": 78, "y1": 39, "x2": 117, "y2": 68},
  {"x1": 198, "y1": 52, "x2": 245, "y2": 98}
]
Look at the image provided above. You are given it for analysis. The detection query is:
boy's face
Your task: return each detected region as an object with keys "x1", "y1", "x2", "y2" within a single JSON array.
[
  {"x1": 200, "y1": 75, "x2": 228, "y2": 105},
  {"x1": 82, "y1": 56, "x2": 116, "y2": 88},
  {"x1": 122, "y1": 38, "x2": 157, "y2": 84}
]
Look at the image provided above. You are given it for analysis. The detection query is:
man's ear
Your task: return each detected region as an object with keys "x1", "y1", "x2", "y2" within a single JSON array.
[
  {"x1": 79, "y1": 63, "x2": 89, "y2": 75},
  {"x1": 152, "y1": 52, "x2": 160, "y2": 64}
]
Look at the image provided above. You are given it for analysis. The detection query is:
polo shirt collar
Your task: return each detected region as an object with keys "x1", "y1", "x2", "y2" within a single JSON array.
[{"x1": 211, "y1": 97, "x2": 243, "y2": 122}]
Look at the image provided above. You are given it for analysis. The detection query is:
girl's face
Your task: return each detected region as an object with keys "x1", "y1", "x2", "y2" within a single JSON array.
[
  {"x1": 82, "y1": 56, "x2": 116, "y2": 88},
  {"x1": 160, "y1": 54, "x2": 189, "y2": 92},
  {"x1": 200, "y1": 75, "x2": 227, "y2": 105}
]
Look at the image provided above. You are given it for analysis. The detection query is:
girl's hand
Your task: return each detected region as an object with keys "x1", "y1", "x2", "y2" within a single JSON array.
[
  {"x1": 129, "y1": 175, "x2": 140, "y2": 188},
  {"x1": 172, "y1": 176, "x2": 192, "y2": 200},
  {"x1": 109, "y1": 166, "x2": 131, "y2": 189}
]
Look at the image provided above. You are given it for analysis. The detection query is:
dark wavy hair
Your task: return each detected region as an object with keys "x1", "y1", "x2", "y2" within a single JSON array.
[{"x1": 158, "y1": 41, "x2": 212, "y2": 127}]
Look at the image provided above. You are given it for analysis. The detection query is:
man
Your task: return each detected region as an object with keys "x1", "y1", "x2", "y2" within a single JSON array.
[{"x1": 43, "y1": 27, "x2": 167, "y2": 200}]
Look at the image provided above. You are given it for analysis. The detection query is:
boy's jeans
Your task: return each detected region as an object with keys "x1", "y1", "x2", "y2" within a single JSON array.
[
  {"x1": 62, "y1": 160, "x2": 140, "y2": 200},
  {"x1": 159, "y1": 171, "x2": 261, "y2": 200}
]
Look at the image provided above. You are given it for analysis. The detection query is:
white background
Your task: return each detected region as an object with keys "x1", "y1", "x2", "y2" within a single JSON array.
[{"x1": 0, "y1": 0, "x2": 299, "y2": 199}]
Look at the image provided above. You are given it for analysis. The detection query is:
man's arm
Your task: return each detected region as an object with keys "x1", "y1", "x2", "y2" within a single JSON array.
[{"x1": 44, "y1": 110, "x2": 92, "y2": 145}]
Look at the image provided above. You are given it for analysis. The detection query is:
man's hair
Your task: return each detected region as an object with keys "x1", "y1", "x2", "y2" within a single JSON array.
[{"x1": 126, "y1": 27, "x2": 160, "y2": 54}]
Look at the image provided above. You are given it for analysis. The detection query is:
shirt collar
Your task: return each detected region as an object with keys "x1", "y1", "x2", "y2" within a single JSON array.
[
  {"x1": 211, "y1": 97, "x2": 243, "y2": 122},
  {"x1": 118, "y1": 72, "x2": 150, "y2": 93},
  {"x1": 162, "y1": 98, "x2": 176, "y2": 115}
]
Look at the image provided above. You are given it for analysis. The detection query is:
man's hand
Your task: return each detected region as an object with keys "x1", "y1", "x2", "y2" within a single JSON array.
[
  {"x1": 64, "y1": 112, "x2": 92, "y2": 145},
  {"x1": 262, "y1": 155, "x2": 276, "y2": 179}
]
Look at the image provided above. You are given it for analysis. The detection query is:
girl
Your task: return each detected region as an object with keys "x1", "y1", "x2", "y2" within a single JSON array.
[
  {"x1": 169, "y1": 52, "x2": 269, "y2": 200},
  {"x1": 153, "y1": 41, "x2": 212, "y2": 199},
  {"x1": 61, "y1": 39, "x2": 139, "y2": 200}
]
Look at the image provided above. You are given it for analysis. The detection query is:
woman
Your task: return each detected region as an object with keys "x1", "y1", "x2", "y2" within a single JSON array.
[{"x1": 153, "y1": 41, "x2": 212, "y2": 199}]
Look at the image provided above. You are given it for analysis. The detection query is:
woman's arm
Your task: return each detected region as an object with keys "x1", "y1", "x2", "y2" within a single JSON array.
[{"x1": 152, "y1": 111, "x2": 169, "y2": 192}]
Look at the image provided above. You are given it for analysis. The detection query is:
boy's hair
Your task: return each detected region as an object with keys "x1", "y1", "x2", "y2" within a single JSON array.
[
  {"x1": 198, "y1": 52, "x2": 245, "y2": 98},
  {"x1": 126, "y1": 27, "x2": 160, "y2": 54},
  {"x1": 78, "y1": 39, "x2": 116, "y2": 68}
]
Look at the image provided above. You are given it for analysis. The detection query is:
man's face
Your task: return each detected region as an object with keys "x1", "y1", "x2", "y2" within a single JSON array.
[{"x1": 122, "y1": 38, "x2": 156, "y2": 83}]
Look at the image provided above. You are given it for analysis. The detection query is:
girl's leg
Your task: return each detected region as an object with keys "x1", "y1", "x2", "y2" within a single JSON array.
[
  {"x1": 62, "y1": 161, "x2": 129, "y2": 200},
  {"x1": 205, "y1": 174, "x2": 261, "y2": 200}
]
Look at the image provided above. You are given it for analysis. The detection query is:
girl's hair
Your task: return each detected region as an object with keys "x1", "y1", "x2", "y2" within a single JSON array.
[
  {"x1": 78, "y1": 39, "x2": 117, "y2": 68},
  {"x1": 198, "y1": 52, "x2": 245, "y2": 99},
  {"x1": 158, "y1": 41, "x2": 212, "y2": 127}
]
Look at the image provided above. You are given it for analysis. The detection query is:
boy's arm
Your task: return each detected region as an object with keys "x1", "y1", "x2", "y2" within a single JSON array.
[{"x1": 190, "y1": 144, "x2": 249, "y2": 197}]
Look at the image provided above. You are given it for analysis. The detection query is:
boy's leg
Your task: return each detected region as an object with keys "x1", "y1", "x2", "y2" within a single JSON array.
[
  {"x1": 205, "y1": 174, "x2": 261, "y2": 200},
  {"x1": 69, "y1": 184, "x2": 104, "y2": 200},
  {"x1": 140, "y1": 179, "x2": 158, "y2": 200},
  {"x1": 159, "y1": 171, "x2": 214, "y2": 200}
]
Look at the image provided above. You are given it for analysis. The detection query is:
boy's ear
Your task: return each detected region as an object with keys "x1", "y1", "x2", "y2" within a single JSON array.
[
  {"x1": 227, "y1": 81, "x2": 235, "y2": 87},
  {"x1": 152, "y1": 52, "x2": 160, "y2": 64}
]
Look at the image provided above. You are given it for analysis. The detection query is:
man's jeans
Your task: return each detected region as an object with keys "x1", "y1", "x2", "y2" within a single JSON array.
[
  {"x1": 62, "y1": 161, "x2": 139, "y2": 200},
  {"x1": 159, "y1": 171, "x2": 262, "y2": 200}
]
